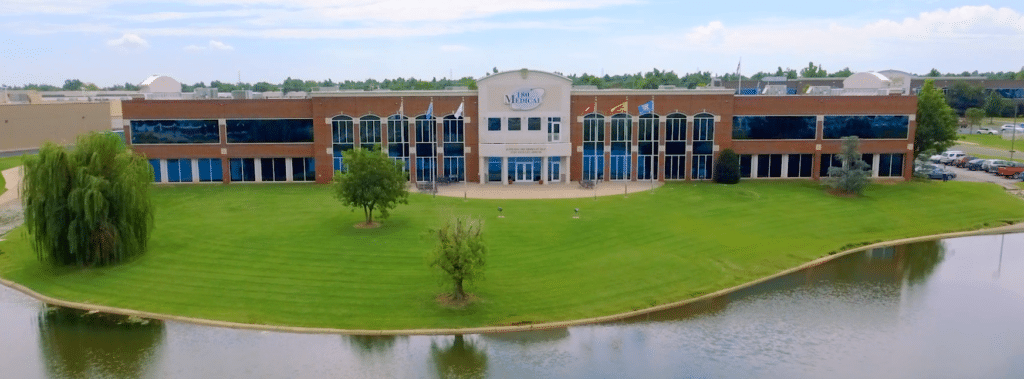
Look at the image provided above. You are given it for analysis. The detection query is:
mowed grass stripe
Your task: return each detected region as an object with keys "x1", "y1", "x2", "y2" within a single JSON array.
[{"x1": 2, "y1": 180, "x2": 1023, "y2": 329}]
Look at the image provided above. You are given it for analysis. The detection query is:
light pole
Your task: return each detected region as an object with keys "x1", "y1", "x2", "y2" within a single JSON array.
[{"x1": 1011, "y1": 105, "x2": 1019, "y2": 162}]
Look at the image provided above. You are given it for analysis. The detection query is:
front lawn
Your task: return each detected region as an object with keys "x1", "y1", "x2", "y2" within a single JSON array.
[{"x1": 1, "y1": 180, "x2": 1022, "y2": 330}]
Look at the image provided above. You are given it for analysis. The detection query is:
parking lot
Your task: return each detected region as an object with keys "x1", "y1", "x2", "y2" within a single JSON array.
[{"x1": 931, "y1": 161, "x2": 1022, "y2": 186}]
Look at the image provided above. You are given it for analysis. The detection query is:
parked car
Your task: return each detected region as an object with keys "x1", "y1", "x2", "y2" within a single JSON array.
[
  {"x1": 985, "y1": 159, "x2": 1011, "y2": 173},
  {"x1": 938, "y1": 151, "x2": 966, "y2": 164},
  {"x1": 929, "y1": 154, "x2": 943, "y2": 163},
  {"x1": 953, "y1": 155, "x2": 976, "y2": 168},
  {"x1": 997, "y1": 162, "x2": 1024, "y2": 179},
  {"x1": 927, "y1": 166, "x2": 956, "y2": 180},
  {"x1": 1000, "y1": 124, "x2": 1024, "y2": 133},
  {"x1": 965, "y1": 158, "x2": 987, "y2": 171},
  {"x1": 976, "y1": 128, "x2": 999, "y2": 135}
]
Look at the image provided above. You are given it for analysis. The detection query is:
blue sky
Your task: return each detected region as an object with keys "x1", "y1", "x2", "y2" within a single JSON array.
[{"x1": 2, "y1": 0, "x2": 1023, "y2": 87}]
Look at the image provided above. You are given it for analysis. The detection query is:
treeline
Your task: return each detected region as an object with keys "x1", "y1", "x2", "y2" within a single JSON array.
[{"x1": 5, "y1": 64, "x2": 1023, "y2": 93}]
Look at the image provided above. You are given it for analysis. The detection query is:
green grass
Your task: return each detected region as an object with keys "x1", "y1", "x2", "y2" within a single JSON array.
[
  {"x1": 979, "y1": 117, "x2": 1022, "y2": 127},
  {"x1": 2, "y1": 181, "x2": 1023, "y2": 330},
  {"x1": 959, "y1": 134, "x2": 1024, "y2": 152}
]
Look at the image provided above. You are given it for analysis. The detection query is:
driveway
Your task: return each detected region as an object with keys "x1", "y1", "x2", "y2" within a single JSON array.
[{"x1": 953, "y1": 143, "x2": 1024, "y2": 161}]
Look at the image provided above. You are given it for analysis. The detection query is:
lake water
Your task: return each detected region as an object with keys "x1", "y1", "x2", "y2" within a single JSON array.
[{"x1": 1, "y1": 233, "x2": 1022, "y2": 378}]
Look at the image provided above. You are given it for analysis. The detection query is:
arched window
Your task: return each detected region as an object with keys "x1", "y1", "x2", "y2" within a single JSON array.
[
  {"x1": 638, "y1": 113, "x2": 659, "y2": 180},
  {"x1": 359, "y1": 115, "x2": 381, "y2": 150},
  {"x1": 443, "y1": 115, "x2": 465, "y2": 182},
  {"x1": 692, "y1": 113, "x2": 715, "y2": 180},
  {"x1": 610, "y1": 113, "x2": 631, "y2": 180},
  {"x1": 414, "y1": 114, "x2": 435, "y2": 182},
  {"x1": 332, "y1": 115, "x2": 354, "y2": 171},
  {"x1": 387, "y1": 115, "x2": 409, "y2": 170},
  {"x1": 582, "y1": 114, "x2": 605, "y2": 180},
  {"x1": 664, "y1": 113, "x2": 687, "y2": 179}
]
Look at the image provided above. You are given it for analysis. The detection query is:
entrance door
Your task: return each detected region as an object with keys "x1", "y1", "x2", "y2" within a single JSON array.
[
  {"x1": 549, "y1": 161, "x2": 560, "y2": 182},
  {"x1": 515, "y1": 163, "x2": 534, "y2": 182}
]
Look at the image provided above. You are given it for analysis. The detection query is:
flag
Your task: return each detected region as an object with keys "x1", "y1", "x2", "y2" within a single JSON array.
[
  {"x1": 426, "y1": 101, "x2": 433, "y2": 118},
  {"x1": 638, "y1": 100, "x2": 654, "y2": 115},
  {"x1": 610, "y1": 101, "x2": 628, "y2": 114},
  {"x1": 454, "y1": 101, "x2": 464, "y2": 118},
  {"x1": 736, "y1": 58, "x2": 741, "y2": 75}
]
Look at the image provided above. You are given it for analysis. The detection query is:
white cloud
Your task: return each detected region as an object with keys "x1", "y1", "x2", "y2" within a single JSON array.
[
  {"x1": 105, "y1": 33, "x2": 149, "y2": 50},
  {"x1": 440, "y1": 45, "x2": 470, "y2": 52},
  {"x1": 628, "y1": 5, "x2": 1024, "y2": 72},
  {"x1": 185, "y1": 40, "x2": 235, "y2": 51}
]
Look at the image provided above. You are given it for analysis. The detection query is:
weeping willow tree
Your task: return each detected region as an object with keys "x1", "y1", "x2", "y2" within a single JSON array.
[{"x1": 22, "y1": 132, "x2": 154, "y2": 266}]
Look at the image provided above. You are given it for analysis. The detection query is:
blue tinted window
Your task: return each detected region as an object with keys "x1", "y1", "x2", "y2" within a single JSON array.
[
  {"x1": 131, "y1": 120, "x2": 219, "y2": 144},
  {"x1": 733, "y1": 116, "x2": 816, "y2": 140},
  {"x1": 166, "y1": 159, "x2": 192, "y2": 182},
  {"x1": 292, "y1": 157, "x2": 316, "y2": 181},
  {"x1": 508, "y1": 118, "x2": 521, "y2": 131},
  {"x1": 198, "y1": 158, "x2": 223, "y2": 182},
  {"x1": 226, "y1": 119, "x2": 314, "y2": 143},
  {"x1": 230, "y1": 158, "x2": 256, "y2": 182},
  {"x1": 149, "y1": 159, "x2": 161, "y2": 182},
  {"x1": 488, "y1": 118, "x2": 500, "y2": 131},
  {"x1": 823, "y1": 116, "x2": 909, "y2": 139},
  {"x1": 261, "y1": 158, "x2": 287, "y2": 181}
]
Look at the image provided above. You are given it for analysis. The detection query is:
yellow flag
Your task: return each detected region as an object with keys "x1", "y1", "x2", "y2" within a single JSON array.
[{"x1": 610, "y1": 101, "x2": 628, "y2": 114}]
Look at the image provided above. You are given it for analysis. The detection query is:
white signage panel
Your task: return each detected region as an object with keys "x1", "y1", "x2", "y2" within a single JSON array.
[{"x1": 504, "y1": 88, "x2": 545, "y2": 111}]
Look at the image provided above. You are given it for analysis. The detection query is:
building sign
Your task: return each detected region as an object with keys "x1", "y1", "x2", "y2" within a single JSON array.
[
  {"x1": 506, "y1": 146, "x2": 546, "y2": 155},
  {"x1": 505, "y1": 88, "x2": 545, "y2": 111}
]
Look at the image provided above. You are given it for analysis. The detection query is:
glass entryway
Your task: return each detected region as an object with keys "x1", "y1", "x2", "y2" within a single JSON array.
[{"x1": 515, "y1": 163, "x2": 534, "y2": 182}]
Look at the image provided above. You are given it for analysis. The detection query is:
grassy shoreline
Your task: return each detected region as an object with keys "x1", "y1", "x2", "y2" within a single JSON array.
[{"x1": 2, "y1": 181, "x2": 1023, "y2": 330}]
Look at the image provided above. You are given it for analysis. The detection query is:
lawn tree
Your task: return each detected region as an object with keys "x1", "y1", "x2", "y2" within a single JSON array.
[
  {"x1": 429, "y1": 218, "x2": 487, "y2": 302},
  {"x1": 825, "y1": 136, "x2": 871, "y2": 195},
  {"x1": 331, "y1": 147, "x2": 409, "y2": 226},
  {"x1": 984, "y1": 92, "x2": 1010, "y2": 122},
  {"x1": 965, "y1": 107, "x2": 984, "y2": 132},
  {"x1": 22, "y1": 132, "x2": 154, "y2": 266},
  {"x1": 713, "y1": 148, "x2": 741, "y2": 184},
  {"x1": 914, "y1": 80, "x2": 959, "y2": 159}
]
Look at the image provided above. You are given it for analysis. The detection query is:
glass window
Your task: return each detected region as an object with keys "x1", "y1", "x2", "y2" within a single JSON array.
[
  {"x1": 732, "y1": 116, "x2": 816, "y2": 140},
  {"x1": 149, "y1": 159, "x2": 161, "y2": 182},
  {"x1": 878, "y1": 153, "x2": 904, "y2": 177},
  {"x1": 488, "y1": 118, "x2": 501, "y2": 131},
  {"x1": 740, "y1": 155, "x2": 752, "y2": 178},
  {"x1": 610, "y1": 114, "x2": 631, "y2": 180},
  {"x1": 230, "y1": 158, "x2": 256, "y2": 182},
  {"x1": 528, "y1": 117, "x2": 541, "y2": 131},
  {"x1": 692, "y1": 114, "x2": 714, "y2": 180},
  {"x1": 130, "y1": 120, "x2": 220, "y2": 144},
  {"x1": 547, "y1": 117, "x2": 561, "y2": 142},
  {"x1": 387, "y1": 115, "x2": 410, "y2": 170},
  {"x1": 198, "y1": 158, "x2": 223, "y2": 182},
  {"x1": 823, "y1": 116, "x2": 909, "y2": 139},
  {"x1": 582, "y1": 114, "x2": 605, "y2": 180},
  {"x1": 757, "y1": 154, "x2": 783, "y2": 178},
  {"x1": 292, "y1": 157, "x2": 316, "y2": 181},
  {"x1": 359, "y1": 115, "x2": 382, "y2": 149},
  {"x1": 787, "y1": 154, "x2": 813, "y2": 177},
  {"x1": 638, "y1": 114, "x2": 659, "y2": 180},
  {"x1": 332, "y1": 116, "x2": 354, "y2": 144},
  {"x1": 665, "y1": 113, "x2": 687, "y2": 180},
  {"x1": 226, "y1": 119, "x2": 314, "y2": 143},
  {"x1": 508, "y1": 117, "x2": 521, "y2": 131},
  {"x1": 820, "y1": 154, "x2": 841, "y2": 177},
  {"x1": 260, "y1": 158, "x2": 287, "y2": 182},
  {"x1": 166, "y1": 158, "x2": 193, "y2": 183}
]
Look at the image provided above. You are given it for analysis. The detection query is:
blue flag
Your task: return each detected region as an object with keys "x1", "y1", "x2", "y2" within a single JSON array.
[
  {"x1": 638, "y1": 100, "x2": 654, "y2": 115},
  {"x1": 426, "y1": 102, "x2": 433, "y2": 118}
]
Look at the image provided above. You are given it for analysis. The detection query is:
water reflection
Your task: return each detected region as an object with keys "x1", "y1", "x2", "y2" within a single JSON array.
[
  {"x1": 346, "y1": 334, "x2": 400, "y2": 357},
  {"x1": 37, "y1": 306, "x2": 164, "y2": 379},
  {"x1": 430, "y1": 335, "x2": 488, "y2": 379}
]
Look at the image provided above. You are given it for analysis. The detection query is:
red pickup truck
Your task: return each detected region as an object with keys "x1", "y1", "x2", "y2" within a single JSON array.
[{"x1": 997, "y1": 165, "x2": 1024, "y2": 179}]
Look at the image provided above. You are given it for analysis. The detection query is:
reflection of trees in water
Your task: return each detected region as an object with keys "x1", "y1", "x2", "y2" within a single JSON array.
[
  {"x1": 37, "y1": 306, "x2": 164, "y2": 379},
  {"x1": 480, "y1": 327, "x2": 569, "y2": 344},
  {"x1": 346, "y1": 334, "x2": 400, "y2": 357},
  {"x1": 898, "y1": 240, "x2": 945, "y2": 285},
  {"x1": 430, "y1": 335, "x2": 488, "y2": 379}
]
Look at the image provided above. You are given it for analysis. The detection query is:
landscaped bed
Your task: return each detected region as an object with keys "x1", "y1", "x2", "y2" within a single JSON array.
[{"x1": 1, "y1": 180, "x2": 1022, "y2": 330}]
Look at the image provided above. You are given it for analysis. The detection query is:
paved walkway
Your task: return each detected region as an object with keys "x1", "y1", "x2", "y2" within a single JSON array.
[
  {"x1": 413, "y1": 180, "x2": 663, "y2": 199},
  {"x1": 0, "y1": 166, "x2": 25, "y2": 238}
]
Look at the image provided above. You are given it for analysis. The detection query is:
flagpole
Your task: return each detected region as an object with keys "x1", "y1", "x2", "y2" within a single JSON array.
[
  {"x1": 430, "y1": 98, "x2": 435, "y2": 197},
  {"x1": 737, "y1": 58, "x2": 742, "y2": 96},
  {"x1": 593, "y1": 97, "x2": 598, "y2": 199}
]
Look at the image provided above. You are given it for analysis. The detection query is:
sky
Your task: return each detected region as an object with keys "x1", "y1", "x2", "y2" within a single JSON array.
[{"x1": 2, "y1": 0, "x2": 1023, "y2": 87}]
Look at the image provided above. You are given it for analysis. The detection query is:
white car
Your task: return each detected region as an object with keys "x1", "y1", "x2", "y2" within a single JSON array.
[
  {"x1": 937, "y1": 151, "x2": 965, "y2": 164},
  {"x1": 1000, "y1": 124, "x2": 1024, "y2": 133},
  {"x1": 976, "y1": 128, "x2": 998, "y2": 135}
]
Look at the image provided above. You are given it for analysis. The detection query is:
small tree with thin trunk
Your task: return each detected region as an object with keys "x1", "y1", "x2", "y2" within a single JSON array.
[
  {"x1": 965, "y1": 107, "x2": 984, "y2": 132},
  {"x1": 825, "y1": 136, "x2": 871, "y2": 195},
  {"x1": 429, "y1": 218, "x2": 487, "y2": 303},
  {"x1": 331, "y1": 147, "x2": 408, "y2": 227}
]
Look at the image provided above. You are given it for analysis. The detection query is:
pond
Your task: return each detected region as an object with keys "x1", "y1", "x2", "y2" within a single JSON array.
[{"x1": 1, "y1": 233, "x2": 1022, "y2": 378}]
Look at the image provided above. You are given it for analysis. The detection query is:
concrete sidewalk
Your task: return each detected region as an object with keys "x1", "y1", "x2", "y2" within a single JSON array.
[
  {"x1": 415, "y1": 180, "x2": 664, "y2": 199},
  {"x1": 0, "y1": 166, "x2": 22, "y2": 205}
]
